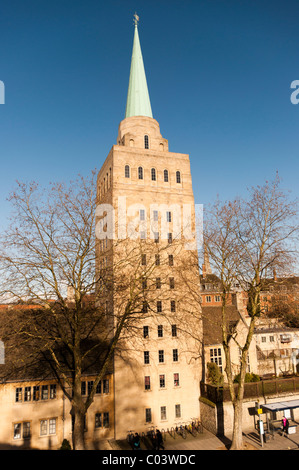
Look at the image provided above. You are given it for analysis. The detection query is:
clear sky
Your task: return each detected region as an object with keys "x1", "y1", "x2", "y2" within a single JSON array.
[{"x1": 0, "y1": 0, "x2": 298, "y2": 230}]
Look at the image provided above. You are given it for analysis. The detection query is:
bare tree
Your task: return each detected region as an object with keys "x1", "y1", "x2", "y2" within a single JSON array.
[
  {"x1": 0, "y1": 173, "x2": 175, "y2": 449},
  {"x1": 204, "y1": 175, "x2": 298, "y2": 449}
]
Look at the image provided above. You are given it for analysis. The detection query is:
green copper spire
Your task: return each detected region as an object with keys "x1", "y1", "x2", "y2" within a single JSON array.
[{"x1": 125, "y1": 14, "x2": 153, "y2": 118}]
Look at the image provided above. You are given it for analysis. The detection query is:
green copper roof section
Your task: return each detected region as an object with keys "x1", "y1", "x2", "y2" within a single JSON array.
[{"x1": 125, "y1": 23, "x2": 153, "y2": 118}]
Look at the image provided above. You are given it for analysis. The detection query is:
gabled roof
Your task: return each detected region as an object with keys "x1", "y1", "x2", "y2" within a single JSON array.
[{"x1": 202, "y1": 305, "x2": 241, "y2": 346}]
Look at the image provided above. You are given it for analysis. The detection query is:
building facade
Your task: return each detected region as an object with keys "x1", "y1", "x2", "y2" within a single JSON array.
[{"x1": 96, "y1": 19, "x2": 202, "y2": 439}]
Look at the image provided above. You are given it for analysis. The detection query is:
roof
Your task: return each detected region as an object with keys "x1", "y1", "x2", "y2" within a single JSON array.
[
  {"x1": 202, "y1": 305, "x2": 241, "y2": 346},
  {"x1": 125, "y1": 23, "x2": 153, "y2": 119},
  {"x1": 262, "y1": 400, "x2": 299, "y2": 413}
]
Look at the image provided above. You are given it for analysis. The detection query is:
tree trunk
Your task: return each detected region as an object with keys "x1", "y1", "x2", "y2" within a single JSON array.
[
  {"x1": 230, "y1": 399, "x2": 244, "y2": 450},
  {"x1": 72, "y1": 405, "x2": 86, "y2": 450}
]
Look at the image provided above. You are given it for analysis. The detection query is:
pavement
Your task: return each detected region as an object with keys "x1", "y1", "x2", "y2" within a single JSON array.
[{"x1": 104, "y1": 426, "x2": 299, "y2": 451}]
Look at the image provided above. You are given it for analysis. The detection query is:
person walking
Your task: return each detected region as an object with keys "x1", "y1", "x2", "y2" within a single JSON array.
[
  {"x1": 155, "y1": 429, "x2": 165, "y2": 450},
  {"x1": 282, "y1": 416, "x2": 289, "y2": 436},
  {"x1": 133, "y1": 433, "x2": 141, "y2": 450}
]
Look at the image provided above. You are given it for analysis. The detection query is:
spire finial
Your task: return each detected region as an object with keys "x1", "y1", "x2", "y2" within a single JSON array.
[{"x1": 133, "y1": 12, "x2": 139, "y2": 26}]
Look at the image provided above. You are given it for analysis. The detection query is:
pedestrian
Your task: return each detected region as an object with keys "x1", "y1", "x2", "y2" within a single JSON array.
[
  {"x1": 282, "y1": 416, "x2": 289, "y2": 435},
  {"x1": 155, "y1": 429, "x2": 165, "y2": 450},
  {"x1": 133, "y1": 433, "x2": 141, "y2": 450}
]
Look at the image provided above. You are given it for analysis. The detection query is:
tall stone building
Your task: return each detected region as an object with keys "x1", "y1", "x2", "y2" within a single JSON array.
[{"x1": 96, "y1": 17, "x2": 202, "y2": 439}]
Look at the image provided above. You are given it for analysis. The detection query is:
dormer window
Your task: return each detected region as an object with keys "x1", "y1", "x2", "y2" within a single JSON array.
[{"x1": 144, "y1": 135, "x2": 149, "y2": 149}]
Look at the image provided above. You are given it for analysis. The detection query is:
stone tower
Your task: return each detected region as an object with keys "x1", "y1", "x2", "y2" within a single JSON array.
[{"x1": 96, "y1": 17, "x2": 202, "y2": 439}]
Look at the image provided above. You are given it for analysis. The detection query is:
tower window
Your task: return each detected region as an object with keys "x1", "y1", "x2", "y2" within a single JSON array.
[
  {"x1": 176, "y1": 171, "x2": 181, "y2": 184},
  {"x1": 151, "y1": 168, "x2": 156, "y2": 181},
  {"x1": 138, "y1": 166, "x2": 143, "y2": 180},
  {"x1": 125, "y1": 165, "x2": 130, "y2": 178},
  {"x1": 144, "y1": 135, "x2": 149, "y2": 149},
  {"x1": 164, "y1": 169, "x2": 169, "y2": 182},
  {"x1": 158, "y1": 325, "x2": 163, "y2": 337}
]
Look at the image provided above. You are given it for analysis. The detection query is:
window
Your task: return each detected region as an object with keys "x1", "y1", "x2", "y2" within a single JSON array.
[
  {"x1": 95, "y1": 413, "x2": 102, "y2": 428},
  {"x1": 140, "y1": 209, "x2": 145, "y2": 221},
  {"x1": 40, "y1": 420, "x2": 47, "y2": 436},
  {"x1": 157, "y1": 301, "x2": 162, "y2": 313},
  {"x1": 141, "y1": 254, "x2": 147, "y2": 266},
  {"x1": 156, "y1": 277, "x2": 161, "y2": 289},
  {"x1": 40, "y1": 419, "x2": 56, "y2": 436},
  {"x1": 49, "y1": 418, "x2": 56, "y2": 435},
  {"x1": 23, "y1": 422, "x2": 31, "y2": 439},
  {"x1": 161, "y1": 406, "x2": 167, "y2": 420},
  {"x1": 144, "y1": 135, "x2": 149, "y2": 149},
  {"x1": 142, "y1": 301, "x2": 148, "y2": 313},
  {"x1": 154, "y1": 232, "x2": 159, "y2": 242},
  {"x1": 81, "y1": 381, "x2": 86, "y2": 396},
  {"x1": 171, "y1": 300, "x2": 176, "y2": 312},
  {"x1": 138, "y1": 166, "x2": 143, "y2": 180},
  {"x1": 270, "y1": 335, "x2": 275, "y2": 342},
  {"x1": 172, "y1": 325, "x2": 177, "y2": 337},
  {"x1": 142, "y1": 278, "x2": 147, "y2": 290},
  {"x1": 261, "y1": 336, "x2": 266, "y2": 343},
  {"x1": 168, "y1": 254, "x2": 174, "y2": 266},
  {"x1": 168, "y1": 233, "x2": 173, "y2": 243},
  {"x1": 164, "y1": 169, "x2": 169, "y2": 182},
  {"x1": 144, "y1": 351, "x2": 150, "y2": 364},
  {"x1": 215, "y1": 295, "x2": 221, "y2": 302},
  {"x1": 153, "y1": 210, "x2": 159, "y2": 221},
  {"x1": 210, "y1": 348, "x2": 223, "y2": 372},
  {"x1": 103, "y1": 379, "x2": 109, "y2": 394},
  {"x1": 155, "y1": 254, "x2": 160, "y2": 266},
  {"x1": 145, "y1": 376, "x2": 151, "y2": 390},
  {"x1": 24, "y1": 387, "x2": 31, "y2": 402},
  {"x1": 14, "y1": 423, "x2": 21, "y2": 439},
  {"x1": 158, "y1": 325, "x2": 163, "y2": 337},
  {"x1": 173, "y1": 349, "x2": 178, "y2": 362},
  {"x1": 15, "y1": 387, "x2": 22, "y2": 403},
  {"x1": 175, "y1": 404, "x2": 181, "y2": 418},
  {"x1": 206, "y1": 295, "x2": 211, "y2": 303},
  {"x1": 88, "y1": 381, "x2": 93, "y2": 395},
  {"x1": 145, "y1": 408, "x2": 152, "y2": 423},
  {"x1": 158, "y1": 350, "x2": 164, "y2": 363},
  {"x1": 169, "y1": 277, "x2": 175, "y2": 289},
  {"x1": 151, "y1": 168, "x2": 156, "y2": 181},
  {"x1": 33, "y1": 386, "x2": 40, "y2": 401},
  {"x1": 174, "y1": 373, "x2": 180, "y2": 387},
  {"x1": 143, "y1": 326, "x2": 149, "y2": 338},
  {"x1": 140, "y1": 230, "x2": 146, "y2": 240},
  {"x1": 50, "y1": 384, "x2": 56, "y2": 399},
  {"x1": 166, "y1": 211, "x2": 171, "y2": 222},
  {"x1": 96, "y1": 381, "x2": 102, "y2": 394},
  {"x1": 176, "y1": 171, "x2": 181, "y2": 184},
  {"x1": 41, "y1": 385, "x2": 48, "y2": 400},
  {"x1": 13, "y1": 422, "x2": 31, "y2": 439},
  {"x1": 103, "y1": 413, "x2": 110, "y2": 428},
  {"x1": 159, "y1": 375, "x2": 165, "y2": 388}
]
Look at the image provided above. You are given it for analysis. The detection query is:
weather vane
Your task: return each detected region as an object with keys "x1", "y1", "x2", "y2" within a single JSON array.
[{"x1": 133, "y1": 12, "x2": 139, "y2": 26}]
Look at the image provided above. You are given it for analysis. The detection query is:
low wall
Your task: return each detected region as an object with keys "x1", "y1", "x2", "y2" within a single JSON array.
[{"x1": 200, "y1": 391, "x2": 299, "y2": 437}]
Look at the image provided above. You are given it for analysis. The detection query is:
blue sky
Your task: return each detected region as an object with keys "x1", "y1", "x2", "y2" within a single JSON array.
[{"x1": 0, "y1": 0, "x2": 298, "y2": 230}]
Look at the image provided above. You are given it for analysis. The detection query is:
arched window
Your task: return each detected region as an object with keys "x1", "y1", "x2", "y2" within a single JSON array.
[
  {"x1": 125, "y1": 165, "x2": 130, "y2": 178},
  {"x1": 151, "y1": 168, "x2": 156, "y2": 181},
  {"x1": 144, "y1": 135, "x2": 149, "y2": 149},
  {"x1": 176, "y1": 171, "x2": 181, "y2": 184},
  {"x1": 138, "y1": 166, "x2": 143, "y2": 180},
  {"x1": 164, "y1": 169, "x2": 169, "y2": 182}
]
